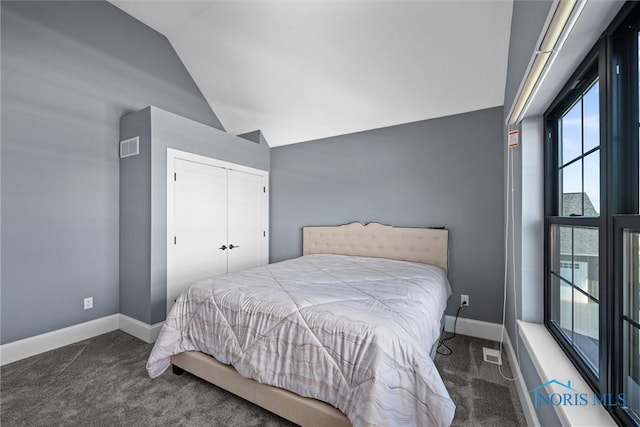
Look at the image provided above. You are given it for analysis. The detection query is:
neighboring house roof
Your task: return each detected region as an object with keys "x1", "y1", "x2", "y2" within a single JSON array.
[
  {"x1": 562, "y1": 192, "x2": 598, "y2": 217},
  {"x1": 559, "y1": 193, "x2": 598, "y2": 257}
]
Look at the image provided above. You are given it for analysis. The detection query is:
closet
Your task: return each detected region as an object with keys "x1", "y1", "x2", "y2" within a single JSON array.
[
  {"x1": 119, "y1": 106, "x2": 270, "y2": 329},
  {"x1": 167, "y1": 149, "x2": 268, "y2": 313}
]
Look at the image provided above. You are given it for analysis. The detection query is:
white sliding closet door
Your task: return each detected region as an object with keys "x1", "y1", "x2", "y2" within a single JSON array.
[
  {"x1": 170, "y1": 159, "x2": 228, "y2": 309},
  {"x1": 227, "y1": 169, "x2": 265, "y2": 273}
]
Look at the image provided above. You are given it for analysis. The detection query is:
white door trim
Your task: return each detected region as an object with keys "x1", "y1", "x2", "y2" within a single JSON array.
[{"x1": 167, "y1": 148, "x2": 268, "y2": 178}]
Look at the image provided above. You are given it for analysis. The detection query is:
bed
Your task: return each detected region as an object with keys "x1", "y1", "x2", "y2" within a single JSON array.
[{"x1": 147, "y1": 222, "x2": 455, "y2": 426}]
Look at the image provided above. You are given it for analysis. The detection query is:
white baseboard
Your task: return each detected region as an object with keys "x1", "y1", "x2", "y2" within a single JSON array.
[
  {"x1": 0, "y1": 311, "x2": 535, "y2": 427},
  {"x1": 1, "y1": 313, "x2": 501, "y2": 366},
  {"x1": 118, "y1": 314, "x2": 163, "y2": 344},
  {"x1": 0, "y1": 314, "x2": 119, "y2": 366},
  {"x1": 0, "y1": 314, "x2": 165, "y2": 366},
  {"x1": 502, "y1": 330, "x2": 541, "y2": 427},
  {"x1": 444, "y1": 315, "x2": 504, "y2": 341}
]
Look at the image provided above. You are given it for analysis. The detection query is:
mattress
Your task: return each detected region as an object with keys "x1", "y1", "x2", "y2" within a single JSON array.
[{"x1": 147, "y1": 254, "x2": 455, "y2": 426}]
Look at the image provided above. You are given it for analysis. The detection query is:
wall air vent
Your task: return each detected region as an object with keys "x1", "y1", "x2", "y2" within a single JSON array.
[{"x1": 120, "y1": 136, "x2": 139, "y2": 158}]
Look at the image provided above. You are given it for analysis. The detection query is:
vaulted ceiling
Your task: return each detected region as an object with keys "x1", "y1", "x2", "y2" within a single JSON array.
[{"x1": 111, "y1": 1, "x2": 514, "y2": 147}]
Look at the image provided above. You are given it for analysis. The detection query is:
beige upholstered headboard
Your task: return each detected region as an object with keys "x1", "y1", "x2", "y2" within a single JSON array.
[{"x1": 303, "y1": 222, "x2": 448, "y2": 270}]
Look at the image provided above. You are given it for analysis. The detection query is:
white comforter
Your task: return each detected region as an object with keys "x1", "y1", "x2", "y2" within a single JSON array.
[{"x1": 147, "y1": 254, "x2": 455, "y2": 426}]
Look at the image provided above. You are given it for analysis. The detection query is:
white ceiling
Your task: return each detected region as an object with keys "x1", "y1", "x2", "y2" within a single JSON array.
[{"x1": 111, "y1": 1, "x2": 514, "y2": 147}]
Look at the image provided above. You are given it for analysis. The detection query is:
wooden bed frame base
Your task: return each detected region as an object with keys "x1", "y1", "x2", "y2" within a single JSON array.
[{"x1": 171, "y1": 352, "x2": 352, "y2": 427}]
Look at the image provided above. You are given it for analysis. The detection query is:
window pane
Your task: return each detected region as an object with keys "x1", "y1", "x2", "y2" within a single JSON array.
[
  {"x1": 624, "y1": 230, "x2": 640, "y2": 420},
  {"x1": 583, "y1": 82, "x2": 600, "y2": 153},
  {"x1": 553, "y1": 225, "x2": 574, "y2": 283},
  {"x1": 551, "y1": 224, "x2": 600, "y2": 375},
  {"x1": 550, "y1": 273, "x2": 573, "y2": 344},
  {"x1": 561, "y1": 161, "x2": 583, "y2": 216},
  {"x1": 550, "y1": 224, "x2": 575, "y2": 344},
  {"x1": 573, "y1": 226, "x2": 600, "y2": 374},
  {"x1": 560, "y1": 280, "x2": 574, "y2": 342},
  {"x1": 624, "y1": 321, "x2": 640, "y2": 422},
  {"x1": 574, "y1": 288, "x2": 599, "y2": 373},
  {"x1": 561, "y1": 100, "x2": 583, "y2": 165},
  {"x1": 583, "y1": 151, "x2": 600, "y2": 216},
  {"x1": 574, "y1": 227, "x2": 599, "y2": 298},
  {"x1": 625, "y1": 230, "x2": 640, "y2": 324},
  {"x1": 557, "y1": 78, "x2": 601, "y2": 219}
]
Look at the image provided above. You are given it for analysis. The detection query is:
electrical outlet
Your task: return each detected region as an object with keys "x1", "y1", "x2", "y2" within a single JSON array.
[
  {"x1": 461, "y1": 294, "x2": 469, "y2": 307},
  {"x1": 84, "y1": 297, "x2": 93, "y2": 310}
]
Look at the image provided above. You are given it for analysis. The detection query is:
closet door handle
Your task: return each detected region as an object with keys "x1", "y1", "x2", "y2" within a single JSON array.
[
  {"x1": 219, "y1": 245, "x2": 227, "y2": 250},
  {"x1": 229, "y1": 244, "x2": 239, "y2": 249}
]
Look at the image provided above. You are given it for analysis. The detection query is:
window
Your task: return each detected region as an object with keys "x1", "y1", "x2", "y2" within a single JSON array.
[
  {"x1": 549, "y1": 224, "x2": 600, "y2": 373},
  {"x1": 547, "y1": 65, "x2": 602, "y2": 387},
  {"x1": 559, "y1": 81, "x2": 600, "y2": 217},
  {"x1": 623, "y1": 229, "x2": 640, "y2": 423},
  {"x1": 544, "y1": 3, "x2": 640, "y2": 425},
  {"x1": 623, "y1": 29, "x2": 640, "y2": 427}
]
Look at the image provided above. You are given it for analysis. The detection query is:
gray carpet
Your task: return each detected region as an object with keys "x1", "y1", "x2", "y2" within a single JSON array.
[
  {"x1": 1, "y1": 331, "x2": 526, "y2": 426},
  {"x1": 435, "y1": 334, "x2": 526, "y2": 426}
]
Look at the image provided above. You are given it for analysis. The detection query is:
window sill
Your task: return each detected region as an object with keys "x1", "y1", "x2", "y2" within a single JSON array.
[{"x1": 517, "y1": 321, "x2": 616, "y2": 426}]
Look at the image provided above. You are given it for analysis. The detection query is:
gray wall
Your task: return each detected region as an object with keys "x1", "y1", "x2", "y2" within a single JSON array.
[
  {"x1": 1, "y1": 1, "x2": 223, "y2": 344},
  {"x1": 501, "y1": 3, "x2": 559, "y2": 425},
  {"x1": 120, "y1": 107, "x2": 269, "y2": 325},
  {"x1": 270, "y1": 107, "x2": 505, "y2": 322},
  {"x1": 502, "y1": 0, "x2": 552, "y2": 351},
  {"x1": 503, "y1": 1, "x2": 553, "y2": 120},
  {"x1": 119, "y1": 109, "x2": 153, "y2": 326},
  {"x1": 238, "y1": 130, "x2": 269, "y2": 146},
  {"x1": 503, "y1": 0, "x2": 553, "y2": 328}
]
